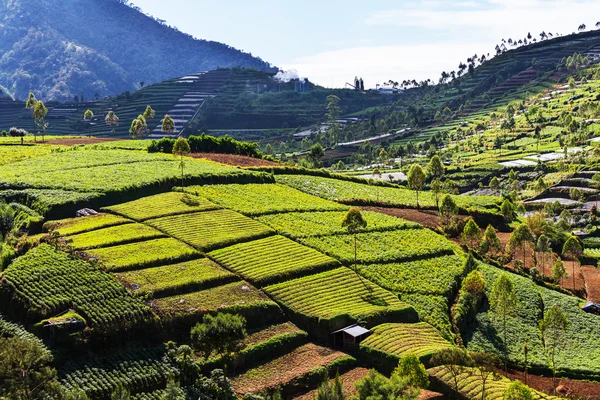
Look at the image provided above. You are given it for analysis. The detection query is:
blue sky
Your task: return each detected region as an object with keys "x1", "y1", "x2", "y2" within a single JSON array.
[{"x1": 130, "y1": 0, "x2": 600, "y2": 88}]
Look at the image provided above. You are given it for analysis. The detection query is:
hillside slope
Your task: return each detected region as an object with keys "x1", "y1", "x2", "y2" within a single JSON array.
[{"x1": 0, "y1": 0, "x2": 275, "y2": 101}]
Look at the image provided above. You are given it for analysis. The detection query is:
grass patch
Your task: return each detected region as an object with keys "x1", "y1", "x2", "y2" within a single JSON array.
[{"x1": 66, "y1": 223, "x2": 165, "y2": 250}]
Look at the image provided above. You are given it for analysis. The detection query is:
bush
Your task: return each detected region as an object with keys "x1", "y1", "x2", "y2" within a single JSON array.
[
  {"x1": 148, "y1": 133, "x2": 262, "y2": 158},
  {"x1": 8, "y1": 127, "x2": 27, "y2": 137},
  {"x1": 190, "y1": 313, "x2": 247, "y2": 359}
]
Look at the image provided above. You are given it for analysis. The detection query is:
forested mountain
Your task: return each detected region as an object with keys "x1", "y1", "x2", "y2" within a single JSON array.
[{"x1": 0, "y1": 0, "x2": 275, "y2": 101}]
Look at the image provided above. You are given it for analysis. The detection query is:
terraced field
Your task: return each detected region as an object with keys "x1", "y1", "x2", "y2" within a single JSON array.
[
  {"x1": 86, "y1": 237, "x2": 199, "y2": 272},
  {"x1": 66, "y1": 223, "x2": 165, "y2": 250},
  {"x1": 103, "y1": 192, "x2": 219, "y2": 221},
  {"x1": 265, "y1": 267, "x2": 417, "y2": 327},
  {"x1": 209, "y1": 235, "x2": 340, "y2": 286},
  {"x1": 186, "y1": 183, "x2": 348, "y2": 216},
  {"x1": 145, "y1": 210, "x2": 273, "y2": 251},
  {"x1": 46, "y1": 213, "x2": 132, "y2": 236},
  {"x1": 360, "y1": 322, "x2": 455, "y2": 363}
]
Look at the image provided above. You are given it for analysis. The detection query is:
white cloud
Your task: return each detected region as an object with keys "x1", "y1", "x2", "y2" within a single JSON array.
[
  {"x1": 283, "y1": 0, "x2": 600, "y2": 88},
  {"x1": 281, "y1": 42, "x2": 491, "y2": 89}
]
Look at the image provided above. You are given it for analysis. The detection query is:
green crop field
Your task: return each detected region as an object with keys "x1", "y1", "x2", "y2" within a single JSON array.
[
  {"x1": 87, "y1": 238, "x2": 199, "y2": 272},
  {"x1": 358, "y1": 254, "x2": 466, "y2": 298},
  {"x1": 429, "y1": 366, "x2": 562, "y2": 400},
  {"x1": 360, "y1": 322, "x2": 455, "y2": 362},
  {"x1": 298, "y1": 229, "x2": 459, "y2": 264},
  {"x1": 102, "y1": 192, "x2": 220, "y2": 221},
  {"x1": 398, "y1": 293, "x2": 455, "y2": 342},
  {"x1": 265, "y1": 267, "x2": 416, "y2": 325},
  {"x1": 145, "y1": 210, "x2": 273, "y2": 251},
  {"x1": 60, "y1": 348, "x2": 171, "y2": 398},
  {"x1": 153, "y1": 281, "x2": 282, "y2": 326},
  {"x1": 276, "y1": 175, "x2": 502, "y2": 212},
  {"x1": 116, "y1": 258, "x2": 237, "y2": 298},
  {"x1": 65, "y1": 223, "x2": 165, "y2": 250},
  {"x1": 256, "y1": 210, "x2": 420, "y2": 238},
  {"x1": 185, "y1": 183, "x2": 348, "y2": 216},
  {"x1": 209, "y1": 235, "x2": 340, "y2": 286},
  {"x1": 46, "y1": 213, "x2": 132, "y2": 236},
  {"x1": 2, "y1": 244, "x2": 153, "y2": 331}
]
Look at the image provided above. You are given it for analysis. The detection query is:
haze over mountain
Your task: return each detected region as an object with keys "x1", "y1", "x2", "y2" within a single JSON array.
[{"x1": 0, "y1": 0, "x2": 275, "y2": 101}]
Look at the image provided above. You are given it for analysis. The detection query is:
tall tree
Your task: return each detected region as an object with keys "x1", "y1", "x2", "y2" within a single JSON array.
[
  {"x1": 407, "y1": 164, "x2": 426, "y2": 208},
  {"x1": 462, "y1": 217, "x2": 482, "y2": 249},
  {"x1": 105, "y1": 111, "x2": 120, "y2": 135},
  {"x1": 129, "y1": 115, "x2": 148, "y2": 139},
  {"x1": 507, "y1": 224, "x2": 534, "y2": 266},
  {"x1": 427, "y1": 155, "x2": 445, "y2": 179},
  {"x1": 540, "y1": 305, "x2": 569, "y2": 394},
  {"x1": 562, "y1": 236, "x2": 582, "y2": 290},
  {"x1": 190, "y1": 313, "x2": 247, "y2": 368},
  {"x1": 536, "y1": 234, "x2": 551, "y2": 277},
  {"x1": 173, "y1": 137, "x2": 191, "y2": 189},
  {"x1": 143, "y1": 105, "x2": 156, "y2": 121},
  {"x1": 480, "y1": 225, "x2": 502, "y2": 256},
  {"x1": 83, "y1": 109, "x2": 94, "y2": 121},
  {"x1": 25, "y1": 92, "x2": 37, "y2": 141},
  {"x1": 489, "y1": 273, "x2": 519, "y2": 374},
  {"x1": 162, "y1": 115, "x2": 175, "y2": 136},
  {"x1": 308, "y1": 143, "x2": 324, "y2": 168},
  {"x1": 439, "y1": 194, "x2": 458, "y2": 226},
  {"x1": 552, "y1": 258, "x2": 568, "y2": 285},
  {"x1": 342, "y1": 208, "x2": 368, "y2": 280},
  {"x1": 33, "y1": 101, "x2": 48, "y2": 142},
  {"x1": 325, "y1": 95, "x2": 341, "y2": 146}
]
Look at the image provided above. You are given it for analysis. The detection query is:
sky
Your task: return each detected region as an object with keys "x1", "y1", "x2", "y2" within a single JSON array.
[{"x1": 129, "y1": 0, "x2": 600, "y2": 88}]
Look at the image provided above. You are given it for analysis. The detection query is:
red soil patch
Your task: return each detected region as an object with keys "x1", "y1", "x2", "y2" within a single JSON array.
[
  {"x1": 43, "y1": 138, "x2": 119, "y2": 146},
  {"x1": 496, "y1": 232, "x2": 586, "y2": 295},
  {"x1": 188, "y1": 152, "x2": 280, "y2": 167},
  {"x1": 581, "y1": 265, "x2": 600, "y2": 303},
  {"x1": 362, "y1": 206, "x2": 464, "y2": 231},
  {"x1": 292, "y1": 368, "x2": 370, "y2": 400},
  {"x1": 502, "y1": 368, "x2": 600, "y2": 400}
]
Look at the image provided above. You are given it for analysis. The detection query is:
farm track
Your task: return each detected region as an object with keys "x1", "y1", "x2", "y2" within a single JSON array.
[
  {"x1": 498, "y1": 368, "x2": 600, "y2": 400},
  {"x1": 189, "y1": 152, "x2": 280, "y2": 167}
]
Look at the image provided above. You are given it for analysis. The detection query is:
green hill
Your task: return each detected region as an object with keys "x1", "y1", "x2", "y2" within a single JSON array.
[{"x1": 0, "y1": 0, "x2": 274, "y2": 101}]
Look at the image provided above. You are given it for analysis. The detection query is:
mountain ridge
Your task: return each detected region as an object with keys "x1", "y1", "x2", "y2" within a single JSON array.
[{"x1": 0, "y1": 0, "x2": 276, "y2": 101}]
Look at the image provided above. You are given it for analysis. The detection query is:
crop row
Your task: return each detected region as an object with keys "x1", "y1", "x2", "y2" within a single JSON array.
[
  {"x1": 103, "y1": 192, "x2": 219, "y2": 221},
  {"x1": 0, "y1": 313, "x2": 50, "y2": 353},
  {"x1": 117, "y1": 258, "x2": 237, "y2": 298},
  {"x1": 60, "y1": 347, "x2": 172, "y2": 399},
  {"x1": 428, "y1": 366, "x2": 562, "y2": 400},
  {"x1": 185, "y1": 183, "x2": 348, "y2": 216},
  {"x1": 145, "y1": 210, "x2": 273, "y2": 252},
  {"x1": 2, "y1": 244, "x2": 153, "y2": 330},
  {"x1": 358, "y1": 255, "x2": 466, "y2": 298},
  {"x1": 209, "y1": 235, "x2": 340, "y2": 286},
  {"x1": 264, "y1": 267, "x2": 414, "y2": 323},
  {"x1": 66, "y1": 223, "x2": 165, "y2": 250},
  {"x1": 275, "y1": 175, "x2": 501, "y2": 212},
  {"x1": 46, "y1": 213, "x2": 132, "y2": 236},
  {"x1": 0, "y1": 188, "x2": 104, "y2": 216},
  {"x1": 397, "y1": 293, "x2": 454, "y2": 342},
  {"x1": 256, "y1": 210, "x2": 420, "y2": 238},
  {"x1": 584, "y1": 247, "x2": 600, "y2": 258},
  {"x1": 360, "y1": 322, "x2": 455, "y2": 361},
  {"x1": 87, "y1": 238, "x2": 199, "y2": 272},
  {"x1": 298, "y1": 229, "x2": 458, "y2": 265}
]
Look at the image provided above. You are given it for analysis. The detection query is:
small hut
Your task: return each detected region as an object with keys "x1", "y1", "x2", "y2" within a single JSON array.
[
  {"x1": 331, "y1": 324, "x2": 370, "y2": 348},
  {"x1": 581, "y1": 301, "x2": 600, "y2": 315}
]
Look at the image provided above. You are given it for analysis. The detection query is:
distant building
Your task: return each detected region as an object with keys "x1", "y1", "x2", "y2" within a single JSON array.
[{"x1": 294, "y1": 79, "x2": 310, "y2": 93}]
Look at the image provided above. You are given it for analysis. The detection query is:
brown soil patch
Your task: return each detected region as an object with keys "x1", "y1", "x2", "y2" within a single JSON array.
[
  {"x1": 292, "y1": 367, "x2": 370, "y2": 400},
  {"x1": 362, "y1": 207, "x2": 455, "y2": 230},
  {"x1": 581, "y1": 265, "x2": 600, "y2": 303},
  {"x1": 243, "y1": 322, "x2": 302, "y2": 348},
  {"x1": 418, "y1": 389, "x2": 446, "y2": 400},
  {"x1": 501, "y1": 368, "x2": 600, "y2": 399},
  {"x1": 188, "y1": 152, "x2": 280, "y2": 167},
  {"x1": 43, "y1": 138, "x2": 119, "y2": 146},
  {"x1": 230, "y1": 343, "x2": 349, "y2": 395},
  {"x1": 496, "y1": 232, "x2": 586, "y2": 295}
]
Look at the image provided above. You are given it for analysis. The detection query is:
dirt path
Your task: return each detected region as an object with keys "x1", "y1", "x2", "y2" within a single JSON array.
[
  {"x1": 188, "y1": 152, "x2": 280, "y2": 167},
  {"x1": 43, "y1": 138, "x2": 119, "y2": 146},
  {"x1": 501, "y1": 368, "x2": 600, "y2": 399}
]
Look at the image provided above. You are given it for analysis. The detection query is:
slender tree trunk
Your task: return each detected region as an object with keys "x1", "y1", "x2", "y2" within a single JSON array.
[
  {"x1": 416, "y1": 190, "x2": 419, "y2": 208},
  {"x1": 503, "y1": 313, "x2": 508, "y2": 376}
]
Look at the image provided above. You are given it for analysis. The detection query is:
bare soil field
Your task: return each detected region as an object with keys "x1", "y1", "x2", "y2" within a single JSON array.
[
  {"x1": 189, "y1": 152, "x2": 280, "y2": 167},
  {"x1": 362, "y1": 207, "x2": 450, "y2": 230},
  {"x1": 502, "y1": 368, "x2": 600, "y2": 399},
  {"x1": 581, "y1": 265, "x2": 600, "y2": 303},
  {"x1": 230, "y1": 343, "x2": 349, "y2": 395}
]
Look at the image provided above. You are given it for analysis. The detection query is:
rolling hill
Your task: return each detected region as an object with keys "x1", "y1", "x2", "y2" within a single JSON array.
[{"x1": 0, "y1": 0, "x2": 275, "y2": 101}]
